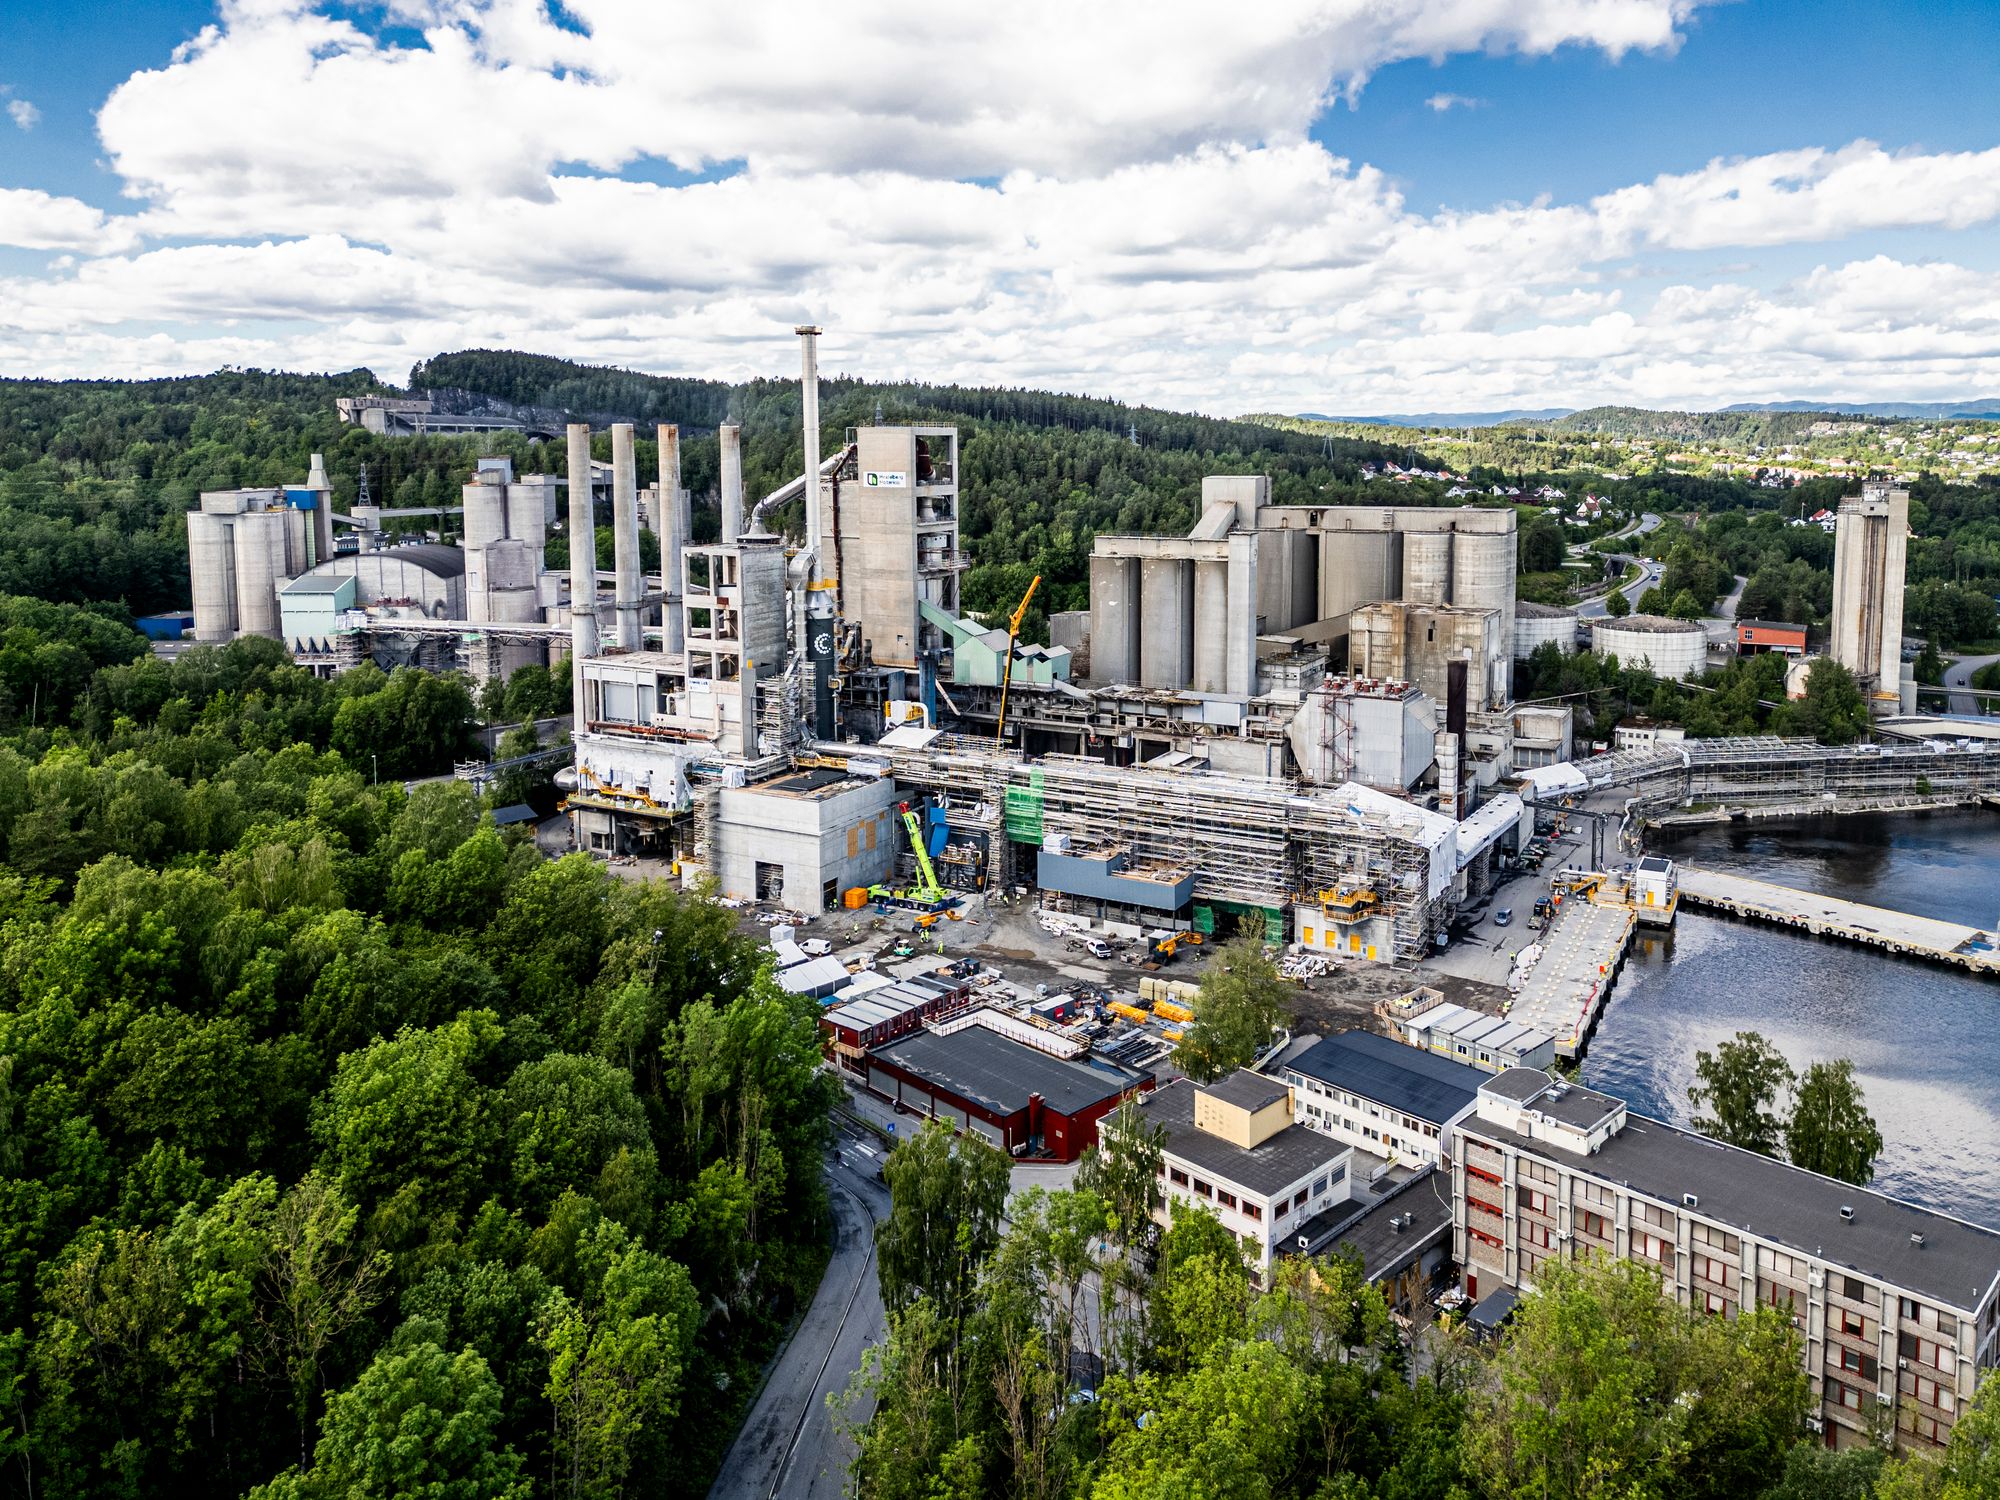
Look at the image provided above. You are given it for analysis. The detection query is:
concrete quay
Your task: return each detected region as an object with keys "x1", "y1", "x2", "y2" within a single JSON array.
[
  {"x1": 1675, "y1": 866, "x2": 2000, "y2": 975},
  {"x1": 1505, "y1": 896, "x2": 1637, "y2": 1060}
]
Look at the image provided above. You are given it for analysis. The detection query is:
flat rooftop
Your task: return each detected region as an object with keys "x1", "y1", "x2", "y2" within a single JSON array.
[
  {"x1": 1286, "y1": 1030, "x2": 1484, "y2": 1126},
  {"x1": 872, "y1": 1026, "x2": 1140, "y2": 1119},
  {"x1": 1202, "y1": 1070, "x2": 1290, "y2": 1114},
  {"x1": 1465, "y1": 1104, "x2": 2000, "y2": 1311},
  {"x1": 1289, "y1": 1165, "x2": 1454, "y2": 1279},
  {"x1": 1146, "y1": 1078, "x2": 1348, "y2": 1198}
]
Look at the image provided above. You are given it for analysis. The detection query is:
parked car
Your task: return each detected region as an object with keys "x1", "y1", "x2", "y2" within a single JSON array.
[
  {"x1": 1494, "y1": 909, "x2": 1512, "y2": 927},
  {"x1": 799, "y1": 937, "x2": 833, "y2": 957},
  {"x1": 1084, "y1": 938, "x2": 1113, "y2": 960}
]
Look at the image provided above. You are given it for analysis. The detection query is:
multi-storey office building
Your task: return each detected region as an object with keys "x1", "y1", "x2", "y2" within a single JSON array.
[
  {"x1": 1145, "y1": 1073, "x2": 1353, "y2": 1275},
  {"x1": 1284, "y1": 1030, "x2": 1485, "y2": 1171},
  {"x1": 1453, "y1": 1069, "x2": 2000, "y2": 1451}
]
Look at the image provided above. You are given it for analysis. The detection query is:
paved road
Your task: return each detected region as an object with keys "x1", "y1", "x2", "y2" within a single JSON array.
[
  {"x1": 708, "y1": 1126, "x2": 890, "y2": 1500},
  {"x1": 1573, "y1": 513, "x2": 1663, "y2": 621},
  {"x1": 1943, "y1": 652, "x2": 2000, "y2": 717}
]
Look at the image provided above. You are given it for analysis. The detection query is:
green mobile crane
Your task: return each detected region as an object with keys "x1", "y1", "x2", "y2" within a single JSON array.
[{"x1": 868, "y1": 801, "x2": 950, "y2": 909}]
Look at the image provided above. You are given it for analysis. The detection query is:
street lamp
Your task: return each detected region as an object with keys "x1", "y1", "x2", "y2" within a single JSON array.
[{"x1": 371, "y1": 753, "x2": 378, "y2": 786}]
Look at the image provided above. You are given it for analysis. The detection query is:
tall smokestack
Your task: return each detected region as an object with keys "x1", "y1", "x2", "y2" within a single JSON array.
[
  {"x1": 719, "y1": 424, "x2": 744, "y2": 544},
  {"x1": 658, "y1": 424, "x2": 686, "y2": 654},
  {"x1": 565, "y1": 423, "x2": 599, "y2": 690},
  {"x1": 611, "y1": 423, "x2": 642, "y2": 651},
  {"x1": 797, "y1": 326, "x2": 823, "y2": 567}
]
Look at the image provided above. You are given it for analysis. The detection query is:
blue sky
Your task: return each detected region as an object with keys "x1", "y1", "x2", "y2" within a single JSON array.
[{"x1": 1, "y1": 1, "x2": 1997, "y2": 412}]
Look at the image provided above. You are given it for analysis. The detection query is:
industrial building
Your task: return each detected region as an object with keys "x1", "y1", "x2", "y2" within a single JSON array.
[
  {"x1": 1453, "y1": 1069, "x2": 2000, "y2": 1452},
  {"x1": 858, "y1": 1015, "x2": 1152, "y2": 1162},
  {"x1": 1737, "y1": 619, "x2": 1808, "y2": 656},
  {"x1": 1831, "y1": 481, "x2": 1912, "y2": 713},
  {"x1": 522, "y1": 326, "x2": 1567, "y2": 959},
  {"x1": 1375, "y1": 988, "x2": 1558, "y2": 1073},
  {"x1": 1144, "y1": 1072, "x2": 1355, "y2": 1274}
]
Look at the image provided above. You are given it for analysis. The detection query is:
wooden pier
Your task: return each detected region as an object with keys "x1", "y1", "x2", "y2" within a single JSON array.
[{"x1": 1675, "y1": 866, "x2": 2000, "y2": 975}]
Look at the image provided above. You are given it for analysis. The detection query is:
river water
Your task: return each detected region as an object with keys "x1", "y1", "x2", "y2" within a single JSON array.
[{"x1": 1581, "y1": 810, "x2": 2000, "y2": 1227}]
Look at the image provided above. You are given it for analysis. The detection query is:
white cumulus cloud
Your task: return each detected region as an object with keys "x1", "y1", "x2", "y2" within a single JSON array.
[{"x1": 0, "y1": 0, "x2": 1994, "y2": 413}]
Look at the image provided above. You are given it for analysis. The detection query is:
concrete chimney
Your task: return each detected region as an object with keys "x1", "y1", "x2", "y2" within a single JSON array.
[
  {"x1": 719, "y1": 423, "x2": 744, "y2": 544},
  {"x1": 797, "y1": 326, "x2": 823, "y2": 567},
  {"x1": 305, "y1": 451, "x2": 333, "y2": 564},
  {"x1": 658, "y1": 423, "x2": 686, "y2": 654},
  {"x1": 565, "y1": 423, "x2": 599, "y2": 686},
  {"x1": 611, "y1": 423, "x2": 642, "y2": 651}
]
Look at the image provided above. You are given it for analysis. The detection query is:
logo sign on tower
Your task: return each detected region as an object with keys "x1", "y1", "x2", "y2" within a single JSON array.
[{"x1": 862, "y1": 470, "x2": 909, "y2": 488}]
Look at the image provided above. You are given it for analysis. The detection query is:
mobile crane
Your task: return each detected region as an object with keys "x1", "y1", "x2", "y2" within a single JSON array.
[{"x1": 867, "y1": 801, "x2": 952, "y2": 910}]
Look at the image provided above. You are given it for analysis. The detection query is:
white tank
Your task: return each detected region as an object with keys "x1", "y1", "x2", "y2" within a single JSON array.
[
  {"x1": 1402, "y1": 532, "x2": 1452, "y2": 604},
  {"x1": 1512, "y1": 601, "x2": 1578, "y2": 659},
  {"x1": 232, "y1": 510, "x2": 287, "y2": 638},
  {"x1": 188, "y1": 511, "x2": 238, "y2": 641},
  {"x1": 463, "y1": 477, "x2": 507, "y2": 547},
  {"x1": 1591, "y1": 615, "x2": 1706, "y2": 681}
]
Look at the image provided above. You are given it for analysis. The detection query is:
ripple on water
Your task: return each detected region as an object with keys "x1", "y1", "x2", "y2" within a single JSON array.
[{"x1": 1581, "y1": 810, "x2": 2000, "y2": 1227}]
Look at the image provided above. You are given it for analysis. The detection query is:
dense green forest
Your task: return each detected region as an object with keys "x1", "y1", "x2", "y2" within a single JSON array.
[
  {"x1": 846, "y1": 1100, "x2": 1997, "y2": 1500},
  {"x1": 0, "y1": 595, "x2": 834, "y2": 1497}
]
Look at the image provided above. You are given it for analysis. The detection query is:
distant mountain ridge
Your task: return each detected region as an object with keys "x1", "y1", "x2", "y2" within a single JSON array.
[{"x1": 1297, "y1": 397, "x2": 2000, "y2": 430}]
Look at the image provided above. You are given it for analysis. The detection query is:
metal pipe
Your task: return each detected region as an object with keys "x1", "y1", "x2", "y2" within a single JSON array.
[
  {"x1": 611, "y1": 422, "x2": 642, "y2": 651},
  {"x1": 658, "y1": 423, "x2": 685, "y2": 654},
  {"x1": 719, "y1": 423, "x2": 744, "y2": 544},
  {"x1": 565, "y1": 423, "x2": 598, "y2": 688}
]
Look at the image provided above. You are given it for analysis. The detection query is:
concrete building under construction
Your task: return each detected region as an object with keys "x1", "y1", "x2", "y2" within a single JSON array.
[{"x1": 555, "y1": 328, "x2": 1541, "y2": 960}]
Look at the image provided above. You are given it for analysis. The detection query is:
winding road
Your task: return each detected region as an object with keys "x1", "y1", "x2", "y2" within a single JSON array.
[
  {"x1": 1575, "y1": 512, "x2": 1663, "y2": 619},
  {"x1": 707, "y1": 1121, "x2": 890, "y2": 1500},
  {"x1": 1943, "y1": 652, "x2": 2000, "y2": 717}
]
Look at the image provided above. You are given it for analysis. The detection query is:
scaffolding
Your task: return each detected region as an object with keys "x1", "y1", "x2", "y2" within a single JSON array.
[
  {"x1": 864, "y1": 735, "x2": 1453, "y2": 958},
  {"x1": 1565, "y1": 737, "x2": 2000, "y2": 819}
]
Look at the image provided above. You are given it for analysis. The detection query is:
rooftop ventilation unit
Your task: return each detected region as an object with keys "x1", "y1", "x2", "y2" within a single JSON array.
[
  {"x1": 1683, "y1": 1193, "x2": 1699, "y2": 1207},
  {"x1": 1840, "y1": 1206, "x2": 1856, "y2": 1222},
  {"x1": 1911, "y1": 1232, "x2": 1926, "y2": 1248}
]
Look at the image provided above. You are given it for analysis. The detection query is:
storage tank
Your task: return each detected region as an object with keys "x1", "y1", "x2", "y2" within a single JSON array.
[
  {"x1": 1138, "y1": 557, "x2": 1194, "y2": 690},
  {"x1": 1512, "y1": 600, "x2": 1578, "y2": 659},
  {"x1": 463, "y1": 476, "x2": 507, "y2": 547},
  {"x1": 188, "y1": 511, "x2": 238, "y2": 641},
  {"x1": 232, "y1": 510, "x2": 287, "y2": 638},
  {"x1": 1192, "y1": 559, "x2": 1229, "y2": 692},
  {"x1": 1402, "y1": 532, "x2": 1453, "y2": 604},
  {"x1": 1319, "y1": 530, "x2": 1401, "y2": 619},
  {"x1": 1591, "y1": 614, "x2": 1707, "y2": 681},
  {"x1": 1089, "y1": 555, "x2": 1140, "y2": 683},
  {"x1": 506, "y1": 479, "x2": 548, "y2": 549}
]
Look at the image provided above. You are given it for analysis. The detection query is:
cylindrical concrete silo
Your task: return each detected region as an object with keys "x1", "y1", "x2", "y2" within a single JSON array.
[
  {"x1": 463, "y1": 477, "x2": 507, "y2": 547},
  {"x1": 1512, "y1": 601, "x2": 1579, "y2": 659},
  {"x1": 1139, "y1": 557, "x2": 1195, "y2": 690},
  {"x1": 233, "y1": 510, "x2": 286, "y2": 638},
  {"x1": 1089, "y1": 555, "x2": 1140, "y2": 684},
  {"x1": 1591, "y1": 615, "x2": 1706, "y2": 681},
  {"x1": 1402, "y1": 531, "x2": 1453, "y2": 604},
  {"x1": 188, "y1": 511, "x2": 238, "y2": 641},
  {"x1": 1192, "y1": 559, "x2": 1229, "y2": 692},
  {"x1": 505, "y1": 480, "x2": 546, "y2": 550}
]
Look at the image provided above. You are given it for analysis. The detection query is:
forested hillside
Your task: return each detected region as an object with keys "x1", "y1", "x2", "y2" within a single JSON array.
[
  {"x1": 0, "y1": 356, "x2": 1413, "y2": 642},
  {"x1": 0, "y1": 595, "x2": 833, "y2": 1497}
]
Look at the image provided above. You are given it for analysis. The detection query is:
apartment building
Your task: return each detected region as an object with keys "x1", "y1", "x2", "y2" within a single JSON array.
[
  {"x1": 1453, "y1": 1068, "x2": 2000, "y2": 1452},
  {"x1": 1145, "y1": 1072, "x2": 1353, "y2": 1275},
  {"x1": 1284, "y1": 1030, "x2": 1485, "y2": 1171}
]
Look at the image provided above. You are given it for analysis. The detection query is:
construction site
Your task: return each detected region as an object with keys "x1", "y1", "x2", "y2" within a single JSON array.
[{"x1": 179, "y1": 328, "x2": 2000, "y2": 975}]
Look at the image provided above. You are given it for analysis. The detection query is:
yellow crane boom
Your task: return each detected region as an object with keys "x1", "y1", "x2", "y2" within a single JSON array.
[{"x1": 994, "y1": 573, "x2": 1041, "y2": 747}]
